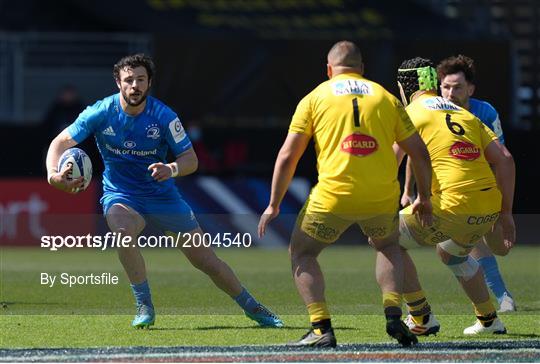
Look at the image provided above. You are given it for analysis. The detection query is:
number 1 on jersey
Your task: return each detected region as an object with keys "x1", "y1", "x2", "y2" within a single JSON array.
[{"x1": 352, "y1": 98, "x2": 360, "y2": 127}]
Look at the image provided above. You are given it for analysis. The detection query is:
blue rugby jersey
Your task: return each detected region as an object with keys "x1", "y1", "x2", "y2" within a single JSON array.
[
  {"x1": 469, "y1": 98, "x2": 505, "y2": 144},
  {"x1": 67, "y1": 94, "x2": 192, "y2": 196}
]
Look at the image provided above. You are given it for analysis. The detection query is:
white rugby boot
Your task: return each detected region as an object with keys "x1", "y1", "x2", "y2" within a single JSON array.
[
  {"x1": 498, "y1": 293, "x2": 517, "y2": 313},
  {"x1": 463, "y1": 317, "x2": 507, "y2": 335},
  {"x1": 405, "y1": 313, "x2": 441, "y2": 336}
]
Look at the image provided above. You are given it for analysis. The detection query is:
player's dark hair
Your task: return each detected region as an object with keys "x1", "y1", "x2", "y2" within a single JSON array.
[
  {"x1": 437, "y1": 54, "x2": 475, "y2": 84},
  {"x1": 397, "y1": 57, "x2": 437, "y2": 103},
  {"x1": 113, "y1": 54, "x2": 155, "y2": 81}
]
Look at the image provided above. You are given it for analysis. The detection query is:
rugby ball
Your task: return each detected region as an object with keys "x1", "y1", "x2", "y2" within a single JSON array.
[{"x1": 57, "y1": 148, "x2": 93, "y2": 191}]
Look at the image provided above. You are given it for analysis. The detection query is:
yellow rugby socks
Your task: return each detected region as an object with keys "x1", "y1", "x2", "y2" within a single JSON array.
[
  {"x1": 404, "y1": 290, "x2": 432, "y2": 325},
  {"x1": 307, "y1": 302, "x2": 332, "y2": 334},
  {"x1": 383, "y1": 291, "x2": 403, "y2": 320},
  {"x1": 473, "y1": 300, "x2": 498, "y2": 327}
]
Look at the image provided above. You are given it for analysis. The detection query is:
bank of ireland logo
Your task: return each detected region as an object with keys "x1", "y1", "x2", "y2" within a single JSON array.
[
  {"x1": 124, "y1": 141, "x2": 136, "y2": 149},
  {"x1": 146, "y1": 124, "x2": 160, "y2": 139}
]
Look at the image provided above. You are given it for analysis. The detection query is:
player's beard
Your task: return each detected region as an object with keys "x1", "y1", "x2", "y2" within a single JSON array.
[
  {"x1": 448, "y1": 96, "x2": 465, "y2": 108},
  {"x1": 122, "y1": 88, "x2": 149, "y2": 107}
]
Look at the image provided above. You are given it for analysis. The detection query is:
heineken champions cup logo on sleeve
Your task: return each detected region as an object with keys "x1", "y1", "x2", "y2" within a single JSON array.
[{"x1": 169, "y1": 118, "x2": 186, "y2": 143}]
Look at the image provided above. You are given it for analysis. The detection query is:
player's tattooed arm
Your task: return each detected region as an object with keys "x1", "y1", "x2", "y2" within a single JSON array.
[{"x1": 46, "y1": 129, "x2": 84, "y2": 193}]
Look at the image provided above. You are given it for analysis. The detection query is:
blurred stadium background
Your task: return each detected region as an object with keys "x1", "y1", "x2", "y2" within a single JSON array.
[
  {"x1": 0, "y1": 1, "x2": 539, "y2": 358},
  {"x1": 0, "y1": 0, "x2": 538, "y2": 247}
]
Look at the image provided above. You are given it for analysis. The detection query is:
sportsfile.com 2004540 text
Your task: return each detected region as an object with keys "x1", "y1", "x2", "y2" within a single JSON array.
[{"x1": 40, "y1": 232, "x2": 253, "y2": 251}]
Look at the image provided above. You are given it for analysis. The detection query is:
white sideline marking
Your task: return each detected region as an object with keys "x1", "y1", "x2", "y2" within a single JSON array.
[{"x1": 1, "y1": 345, "x2": 538, "y2": 362}]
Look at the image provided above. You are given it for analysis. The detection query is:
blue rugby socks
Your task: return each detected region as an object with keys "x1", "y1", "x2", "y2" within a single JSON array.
[
  {"x1": 130, "y1": 280, "x2": 153, "y2": 307},
  {"x1": 478, "y1": 256, "x2": 512, "y2": 303},
  {"x1": 233, "y1": 287, "x2": 260, "y2": 312}
]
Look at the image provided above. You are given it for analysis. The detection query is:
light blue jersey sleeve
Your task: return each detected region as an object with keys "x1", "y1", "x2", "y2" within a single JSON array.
[
  {"x1": 67, "y1": 100, "x2": 107, "y2": 143},
  {"x1": 469, "y1": 98, "x2": 505, "y2": 144},
  {"x1": 164, "y1": 114, "x2": 193, "y2": 157}
]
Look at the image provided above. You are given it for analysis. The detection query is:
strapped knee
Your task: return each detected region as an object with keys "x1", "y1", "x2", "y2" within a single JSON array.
[
  {"x1": 398, "y1": 216, "x2": 419, "y2": 250},
  {"x1": 438, "y1": 240, "x2": 479, "y2": 281}
]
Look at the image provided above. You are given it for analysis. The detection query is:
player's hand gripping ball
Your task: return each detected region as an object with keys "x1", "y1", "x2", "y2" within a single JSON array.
[{"x1": 58, "y1": 148, "x2": 93, "y2": 191}]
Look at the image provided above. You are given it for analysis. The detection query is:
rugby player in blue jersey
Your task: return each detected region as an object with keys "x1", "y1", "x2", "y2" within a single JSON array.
[
  {"x1": 437, "y1": 55, "x2": 515, "y2": 312},
  {"x1": 45, "y1": 54, "x2": 283, "y2": 329}
]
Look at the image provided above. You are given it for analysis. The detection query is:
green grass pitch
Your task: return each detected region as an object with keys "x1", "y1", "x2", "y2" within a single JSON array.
[{"x1": 1, "y1": 245, "x2": 539, "y2": 348}]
